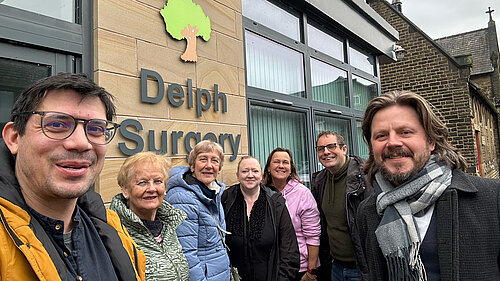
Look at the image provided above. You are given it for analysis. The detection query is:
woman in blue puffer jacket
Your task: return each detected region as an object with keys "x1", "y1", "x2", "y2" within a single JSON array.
[{"x1": 166, "y1": 140, "x2": 230, "y2": 281}]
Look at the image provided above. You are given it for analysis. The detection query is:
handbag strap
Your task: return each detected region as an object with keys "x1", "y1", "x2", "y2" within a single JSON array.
[
  {"x1": 209, "y1": 211, "x2": 241, "y2": 280},
  {"x1": 208, "y1": 212, "x2": 231, "y2": 252}
]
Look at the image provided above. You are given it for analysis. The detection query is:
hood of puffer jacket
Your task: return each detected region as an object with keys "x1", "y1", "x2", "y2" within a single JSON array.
[
  {"x1": 0, "y1": 140, "x2": 26, "y2": 208},
  {"x1": 166, "y1": 166, "x2": 226, "y2": 206},
  {"x1": 110, "y1": 193, "x2": 186, "y2": 231}
]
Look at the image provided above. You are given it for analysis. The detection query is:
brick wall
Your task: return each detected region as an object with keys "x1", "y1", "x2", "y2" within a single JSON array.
[
  {"x1": 471, "y1": 94, "x2": 500, "y2": 178},
  {"x1": 473, "y1": 74, "x2": 494, "y2": 98},
  {"x1": 93, "y1": 0, "x2": 247, "y2": 202},
  {"x1": 370, "y1": 1, "x2": 479, "y2": 174}
]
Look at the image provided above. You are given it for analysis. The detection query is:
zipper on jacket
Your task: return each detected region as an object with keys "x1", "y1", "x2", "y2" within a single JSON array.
[{"x1": 0, "y1": 207, "x2": 24, "y2": 247}]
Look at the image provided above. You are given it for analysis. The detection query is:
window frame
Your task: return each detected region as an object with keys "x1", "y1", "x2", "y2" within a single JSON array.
[
  {"x1": 247, "y1": 99, "x2": 313, "y2": 185},
  {"x1": 0, "y1": 0, "x2": 92, "y2": 75},
  {"x1": 243, "y1": 0, "x2": 382, "y2": 179}
]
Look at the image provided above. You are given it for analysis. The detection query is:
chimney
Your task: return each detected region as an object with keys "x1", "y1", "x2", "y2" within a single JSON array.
[{"x1": 392, "y1": 0, "x2": 402, "y2": 12}]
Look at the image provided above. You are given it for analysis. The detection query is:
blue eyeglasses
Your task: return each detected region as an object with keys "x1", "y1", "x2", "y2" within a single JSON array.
[{"x1": 15, "y1": 111, "x2": 120, "y2": 145}]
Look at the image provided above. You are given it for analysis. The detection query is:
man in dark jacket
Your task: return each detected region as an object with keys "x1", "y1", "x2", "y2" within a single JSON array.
[
  {"x1": 356, "y1": 90, "x2": 500, "y2": 281},
  {"x1": 0, "y1": 73, "x2": 145, "y2": 281},
  {"x1": 311, "y1": 131, "x2": 372, "y2": 281}
]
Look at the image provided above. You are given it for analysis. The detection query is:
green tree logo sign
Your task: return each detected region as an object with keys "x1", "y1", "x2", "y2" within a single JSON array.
[{"x1": 160, "y1": 0, "x2": 211, "y2": 62}]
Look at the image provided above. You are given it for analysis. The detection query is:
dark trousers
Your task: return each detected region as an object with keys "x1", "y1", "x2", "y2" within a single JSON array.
[{"x1": 331, "y1": 260, "x2": 360, "y2": 281}]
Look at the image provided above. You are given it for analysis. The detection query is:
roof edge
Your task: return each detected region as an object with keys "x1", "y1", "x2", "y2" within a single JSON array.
[{"x1": 378, "y1": 0, "x2": 469, "y2": 69}]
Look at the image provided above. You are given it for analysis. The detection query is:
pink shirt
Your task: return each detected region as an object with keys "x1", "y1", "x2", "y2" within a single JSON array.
[{"x1": 281, "y1": 179, "x2": 321, "y2": 271}]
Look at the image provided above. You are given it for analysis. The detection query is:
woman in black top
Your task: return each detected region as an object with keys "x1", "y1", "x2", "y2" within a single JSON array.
[{"x1": 222, "y1": 156, "x2": 300, "y2": 281}]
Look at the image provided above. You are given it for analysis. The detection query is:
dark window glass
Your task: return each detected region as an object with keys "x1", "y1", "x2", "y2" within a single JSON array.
[
  {"x1": 357, "y1": 121, "x2": 369, "y2": 159},
  {"x1": 0, "y1": 57, "x2": 51, "y2": 137}
]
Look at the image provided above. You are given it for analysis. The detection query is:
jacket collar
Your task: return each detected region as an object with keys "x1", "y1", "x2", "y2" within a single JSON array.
[
  {"x1": 167, "y1": 166, "x2": 225, "y2": 206},
  {"x1": 0, "y1": 140, "x2": 27, "y2": 208},
  {"x1": 282, "y1": 179, "x2": 300, "y2": 194},
  {"x1": 110, "y1": 193, "x2": 186, "y2": 229},
  {"x1": 449, "y1": 169, "x2": 477, "y2": 193},
  {"x1": 313, "y1": 155, "x2": 364, "y2": 181}
]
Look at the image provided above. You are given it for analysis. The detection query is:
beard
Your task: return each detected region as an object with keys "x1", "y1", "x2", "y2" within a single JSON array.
[{"x1": 377, "y1": 146, "x2": 431, "y2": 186}]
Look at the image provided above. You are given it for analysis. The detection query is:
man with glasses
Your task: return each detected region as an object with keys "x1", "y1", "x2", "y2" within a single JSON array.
[
  {"x1": 311, "y1": 131, "x2": 372, "y2": 281},
  {"x1": 0, "y1": 73, "x2": 145, "y2": 280}
]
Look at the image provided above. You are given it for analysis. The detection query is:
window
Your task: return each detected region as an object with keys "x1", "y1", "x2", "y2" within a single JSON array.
[
  {"x1": 311, "y1": 58, "x2": 348, "y2": 107},
  {"x1": 1, "y1": 0, "x2": 76, "y2": 23},
  {"x1": 0, "y1": 0, "x2": 91, "y2": 75},
  {"x1": 250, "y1": 105, "x2": 310, "y2": 185},
  {"x1": 349, "y1": 45, "x2": 375, "y2": 75},
  {"x1": 242, "y1": 0, "x2": 300, "y2": 40},
  {"x1": 314, "y1": 116, "x2": 351, "y2": 147},
  {"x1": 245, "y1": 31, "x2": 305, "y2": 97},
  {"x1": 0, "y1": 0, "x2": 92, "y2": 136},
  {"x1": 356, "y1": 121, "x2": 369, "y2": 159},
  {"x1": 244, "y1": 0, "x2": 381, "y2": 181},
  {"x1": 307, "y1": 24, "x2": 344, "y2": 61},
  {"x1": 352, "y1": 75, "x2": 377, "y2": 111},
  {"x1": 0, "y1": 57, "x2": 52, "y2": 138}
]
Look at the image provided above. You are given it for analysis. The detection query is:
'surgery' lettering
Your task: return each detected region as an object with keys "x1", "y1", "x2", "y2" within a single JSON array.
[{"x1": 117, "y1": 68, "x2": 240, "y2": 161}]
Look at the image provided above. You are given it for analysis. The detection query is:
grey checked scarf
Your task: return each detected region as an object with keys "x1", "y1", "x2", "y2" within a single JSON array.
[{"x1": 374, "y1": 155, "x2": 452, "y2": 281}]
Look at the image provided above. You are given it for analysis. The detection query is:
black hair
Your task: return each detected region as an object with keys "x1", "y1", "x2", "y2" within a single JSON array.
[{"x1": 10, "y1": 73, "x2": 116, "y2": 135}]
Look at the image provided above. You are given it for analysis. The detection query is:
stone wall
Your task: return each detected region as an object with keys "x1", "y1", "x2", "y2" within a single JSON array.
[
  {"x1": 93, "y1": 0, "x2": 246, "y2": 202},
  {"x1": 471, "y1": 93, "x2": 500, "y2": 178}
]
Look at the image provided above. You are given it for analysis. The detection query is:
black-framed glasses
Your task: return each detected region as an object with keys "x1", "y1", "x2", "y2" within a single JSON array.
[
  {"x1": 316, "y1": 142, "x2": 344, "y2": 153},
  {"x1": 15, "y1": 111, "x2": 120, "y2": 145}
]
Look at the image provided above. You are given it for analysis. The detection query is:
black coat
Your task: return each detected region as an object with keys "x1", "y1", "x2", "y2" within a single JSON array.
[
  {"x1": 356, "y1": 170, "x2": 500, "y2": 281},
  {"x1": 311, "y1": 155, "x2": 372, "y2": 280},
  {"x1": 222, "y1": 183, "x2": 300, "y2": 281}
]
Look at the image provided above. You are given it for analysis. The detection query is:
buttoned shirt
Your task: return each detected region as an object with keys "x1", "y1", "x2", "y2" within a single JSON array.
[{"x1": 29, "y1": 206, "x2": 119, "y2": 281}]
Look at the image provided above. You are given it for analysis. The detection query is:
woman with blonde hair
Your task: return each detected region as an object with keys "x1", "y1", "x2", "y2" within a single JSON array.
[{"x1": 110, "y1": 151, "x2": 189, "y2": 281}]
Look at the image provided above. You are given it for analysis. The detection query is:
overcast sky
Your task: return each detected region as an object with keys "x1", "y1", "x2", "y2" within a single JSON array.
[{"x1": 400, "y1": 0, "x2": 499, "y2": 46}]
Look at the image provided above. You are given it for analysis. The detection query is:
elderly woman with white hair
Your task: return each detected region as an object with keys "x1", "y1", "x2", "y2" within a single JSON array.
[
  {"x1": 110, "y1": 151, "x2": 189, "y2": 281},
  {"x1": 166, "y1": 140, "x2": 230, "y2": 281}
]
